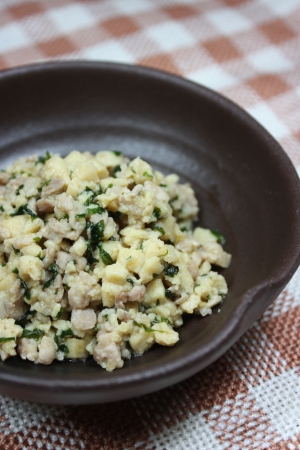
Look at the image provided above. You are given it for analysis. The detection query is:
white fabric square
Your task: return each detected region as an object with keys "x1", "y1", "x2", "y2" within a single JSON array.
[
  {"x1": 146, "y1": 22, "x2": 194, "y2": 52},
  {"x1": 83, "y1": 40, "x2": 134, "y2": 63},
  {"x1": 205, "y1": 8, "x2": 252, "y2": 36},
  {"x1": 188, "y1": 65, "x2": 238, "y2": 91},
  {"x1": 146, "y1": 411, "x2": 224, "y2": 450},
  {"x1": 247, "y1": 103, "x2": 289, "y2": 139},
  {"x1": 0, "y1": 396, "x2": 64, "y2": 433},
  {"x1": 0, "y1": 23, "x2": 31, "y2": 53},
  {"x1": 48, "y1": 4, "x2": 96, "y2": 34},
  {"x1": 247, "y1": 47, "x2": 293, "y2": 74},
  {"x1": 250, "y1": 368, "x2": 300, "y2": 440},
  {"x1": 259, "y1": 0, "x2": 300, "y2": 16},
  {"x1": 111, "y1": 0, "x2": 154, "y2": 15}
]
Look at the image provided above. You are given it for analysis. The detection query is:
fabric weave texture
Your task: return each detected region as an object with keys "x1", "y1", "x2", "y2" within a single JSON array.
[{"x1": 0, "y1": 0, "x2": 300, "y2": 448}]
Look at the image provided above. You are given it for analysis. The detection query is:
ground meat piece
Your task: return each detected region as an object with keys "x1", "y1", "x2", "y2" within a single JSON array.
[
  {"x1": 0, "y1": 172, "x2": 10, "y2": 185},
  {"x1": 144, "y1": 181, "x2": 170, "y2": 202},
  {"x1": 68, "y1": 271, "x2": 101, "y2": 309},
  {"x1": 42, "y1": 217, "x2": 83, "y2": 243},
  {"x1": 187, "y1": 252, "x2": 202, "y2": 280},
  {"x1": 0, "y1": 284, "x2": 24, "y2": 320},
  {"x1": 55, "y1": 193, "x2": 74, "y2": 213},
  {"x1": 38, "y1": 336, "x2": 56, "y2": 365},
  {"x1": 71, "y1": 309, "x2": 97, "y2": 331},
  {"x1": 115, "y1": 285, "x2": 146, "y2": 308},
  {"x1": 42, "y1": 246, "x2": 56, "y2": 269},
  {"x1": 198, "y1": 241, "x2": 231, "y2": 268},
  {"x1": 18, "y1": 338, "x2": 39, "y2": 362},
  {"x1": 94, "y1": 329, "x2": 123, "y2": 372},
  {"x1": 56, "y1": 251, "x2": 73, "y2": 271},
  {"x1": 42, "y1": 178, "x2": 65, "y2": 197},
  {"x1": 176, "y1": 237, "x2": 199, "y2": 253},
  {"x1": 36, "y1": 198, "x2": 55, "y2": 214},
  {"x1": 175, "y1": 293, "x2": 189, "y2": 305}
]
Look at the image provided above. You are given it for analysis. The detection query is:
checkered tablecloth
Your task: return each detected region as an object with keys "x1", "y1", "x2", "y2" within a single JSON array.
[{"x1": 0, "y1": 0, "x2": 300, "y2": 449}]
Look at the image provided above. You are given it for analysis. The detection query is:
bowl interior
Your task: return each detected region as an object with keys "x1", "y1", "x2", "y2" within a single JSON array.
[{"x1": 0, "y1": 62, "x2": 299, "y2": 404}]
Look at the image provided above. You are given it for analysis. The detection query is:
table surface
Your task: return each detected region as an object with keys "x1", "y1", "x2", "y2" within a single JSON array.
[{"x1": 0, "y1": 0, "x2": 300, "y2": 449}]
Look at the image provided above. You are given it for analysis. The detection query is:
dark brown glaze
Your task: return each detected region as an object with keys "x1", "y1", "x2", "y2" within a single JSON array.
[{"x1": 0, "y1": 61, "x2": 299, "y2": 404}]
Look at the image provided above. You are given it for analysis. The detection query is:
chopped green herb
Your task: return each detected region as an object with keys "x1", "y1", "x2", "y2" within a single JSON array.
[
  {"x1": 15, "y1": 308, "x2": 34, "y2": 327},
  {"x1": 10, "y1": 204, "x2": 38, "y2": 220},
  {"x1": 76, "y1": 205, "x2": 105, "y2": 218},
  {"x1": 33, "y1": 236, "x2": 41, "y2": 243},
  {"x1": 180, "y1": 227, "x2": 188, "y2": 232},
  {"x1": 169, "y1": 195, "x2": 179, "y2": 204},
  {"x1": 152, "y1": 273, "x2": 159, "y2": 279},
  {"x1": 99, "y1": 244, "x2": 114, "y2": 265},
  {"x1": 151, "y1": 316, "x2": 172, "y2": 326},
  {"x1": 113, "y1": 151, "x2": 122, "y2": 156},
  {"x1": 13, "y1": 268, "x2": 31, "y2": 300},
  {"x1": 131, "y1": 168, "x2": 136, "y2": 174},
  {"x1": 96, "y1": 184, "x2": 104, "y2": 195},
  {"x1": 89, "y1": 220, "x2": 105, "y2": 244},
  {"x1": 1, "y1": 263, "x2": 6, "y2": 267},
  {"x1": 54, "y1": 328, "x2": 74, "y2": 353},
  {"x1": 133, "y1": 321, "x2": 164, "y2": 333},
  {"x1": 59, "y1": 213, "x2": 69, "y2": 220},
  {"x1": 165, "y1": 264, "x2": 179, "y2": 278},
  {"x1": 210, "y1": 229, "x2": 226, "y2": 245},
  {"x1": 12, "y1": 246, "x2": 20, "y2": 255},
  {"x1": 0, "y1": 337, "x2": 15, "y2": 343},
  {"x1": 165, "y1": 289, "x2": 176, "y2": 299},
  {"x1": 143, "y1": 171, "x2": 153, "y2": 179},
  {"x1": 86, "y1": 241, "x2": 99, "y2": 265},
  {"x1": 107, "y1": 183, "x2": 113, "y2": 189},
  {"x1": 21, "y1": 328, "x2": 45, "y2": 341},
  {"x1": 36, "y1": 152, "x2": 51, "y2": 165},
  {"x1": 127, "y1": 278, "x2": 134, "y2": 285},
  {"x1": 55, "y1": 307, "x2": 64, "y2": 319},
  {"x1": 44, "y1": 263, "x2": 58, "y2": 289},
  {"x1": 58, "y1": 328, "x2": 75, "y2": 339},
  {"x1": 112, "y1": 165, "x2": 121, "y2": 177},
  {"x1": 58, "y1": 343, "x2": 69, "y2": 353},
  {"x1": 152, "y1": 225, "x2": 165, "y2": 236},
  {"x1": 15, "y1": 184, "x2": 24, "y2": 195},
  {"x1": 153, "y1": 207, "x2": 161, "y2": 220},
  {"x1": 0, "y1": 206, "x2": 4, "y2": 213},
  {"x1": 36, "y1": 252, "x2": 44, "y2": 260},
  {"x1": 160, "y1": 184, "x2": 167, "y2": 187},
  {"x1": 37, "y1": 179, "x2": 51, "y2": 193},
  {"x1": 78, "y1": 187, "x2": 98, "y2": 206}
]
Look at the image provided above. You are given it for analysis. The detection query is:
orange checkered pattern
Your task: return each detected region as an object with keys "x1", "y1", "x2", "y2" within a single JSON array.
[{"x1": 0, "y1": 1, "x2": 300, "y2": 449}]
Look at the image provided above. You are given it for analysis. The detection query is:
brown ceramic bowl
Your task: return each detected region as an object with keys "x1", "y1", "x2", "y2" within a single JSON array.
[{"x1": 0, "y1": 61, "x2": 299, "y2": 405}]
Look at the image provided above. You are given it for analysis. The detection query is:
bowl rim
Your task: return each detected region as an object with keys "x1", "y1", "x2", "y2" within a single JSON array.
[{"x1": 0, "y1": 60, "x2": 300, "y2": 403}]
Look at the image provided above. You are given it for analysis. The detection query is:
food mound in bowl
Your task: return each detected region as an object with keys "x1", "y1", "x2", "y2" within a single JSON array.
[{"x1": 0, "y1": 150, "x2": 231, "y2": 371}]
